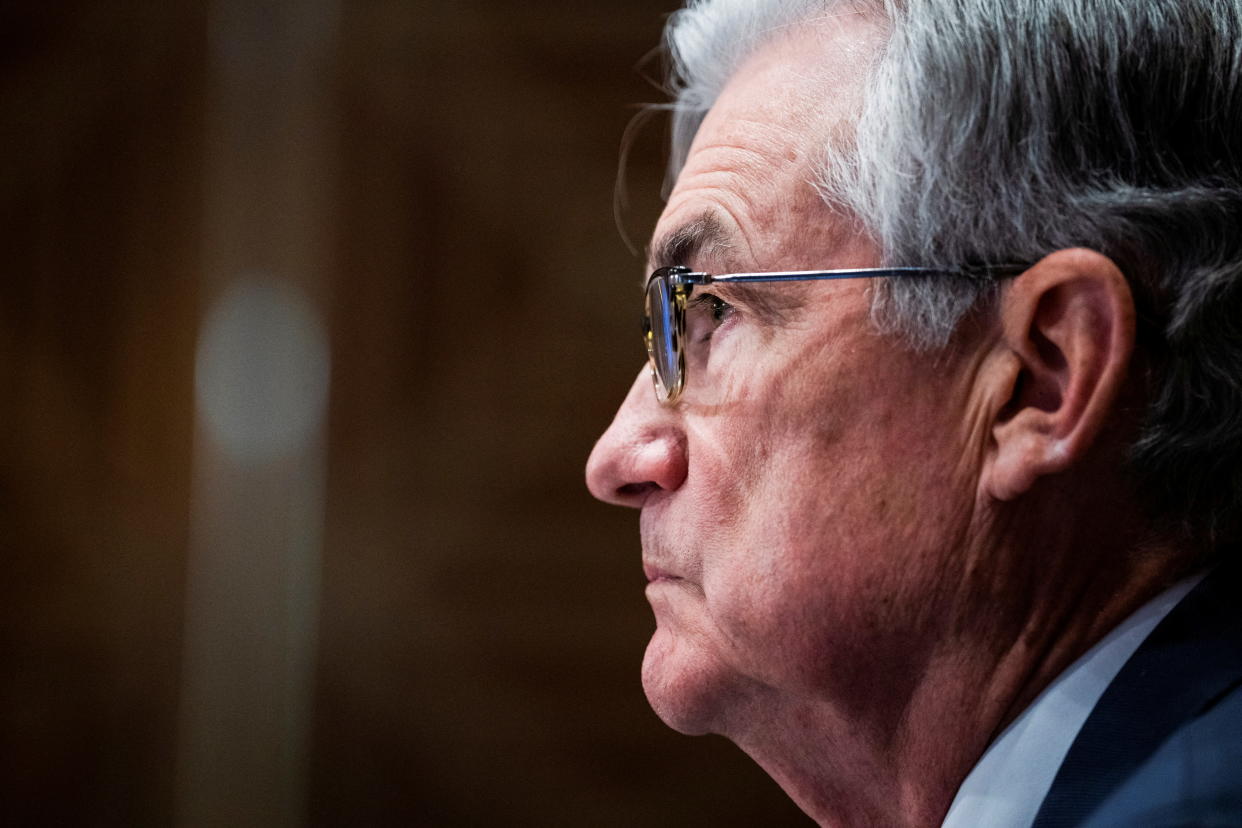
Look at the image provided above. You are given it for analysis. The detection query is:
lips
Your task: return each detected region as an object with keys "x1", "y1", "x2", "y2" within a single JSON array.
[
  {"x1": 643, "y1": 561, "x2": 683, "y2": 583},
  {"x1": 640, "y1": 511, "x2": 689, "y2": 583}
]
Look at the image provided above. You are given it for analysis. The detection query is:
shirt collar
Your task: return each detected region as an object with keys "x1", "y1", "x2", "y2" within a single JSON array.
[{"x1": 941, "y1": 572, "x2": 1205, "y2": 828}]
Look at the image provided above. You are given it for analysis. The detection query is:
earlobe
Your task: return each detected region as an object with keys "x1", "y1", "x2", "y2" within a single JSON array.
[{"x1": 981, "y1": 249, "x2": 1136, "y2": 502}]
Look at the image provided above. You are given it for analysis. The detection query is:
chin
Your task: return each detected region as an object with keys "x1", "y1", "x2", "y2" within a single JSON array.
[{"x1": 640, "y1": 626, "x2": 732, "y2": 736}]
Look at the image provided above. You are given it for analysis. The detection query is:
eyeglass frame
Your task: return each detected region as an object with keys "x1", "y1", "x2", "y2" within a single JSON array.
[{"x1": 642, "y1": 263, "x2": 1026, "y2": 405}]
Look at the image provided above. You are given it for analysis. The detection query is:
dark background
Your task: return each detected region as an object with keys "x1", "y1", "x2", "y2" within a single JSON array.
[{"x1": 0, "y1": 1, "x2": 809, "y2": 825}]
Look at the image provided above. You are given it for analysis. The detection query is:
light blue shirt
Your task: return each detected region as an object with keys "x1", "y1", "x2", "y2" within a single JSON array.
[{"x1": 941, "y1": 573, "x2": 1204, "y2": 828}]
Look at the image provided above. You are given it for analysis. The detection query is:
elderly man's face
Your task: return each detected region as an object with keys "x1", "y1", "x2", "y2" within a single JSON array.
[{"x1": 588, "y1": 14, "x2": 993, "y2": 740}]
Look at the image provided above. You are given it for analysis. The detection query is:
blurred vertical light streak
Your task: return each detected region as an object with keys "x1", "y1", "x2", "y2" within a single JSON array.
[{"x1": 176, "y1": 0, "x2": 338, "y2": 825}]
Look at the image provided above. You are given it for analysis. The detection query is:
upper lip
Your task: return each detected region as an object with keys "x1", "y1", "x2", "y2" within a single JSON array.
[
  {"x1": 643, "y1": 561, "x2": 682, "y2": 582},
  {"x1": 640, "y1": 508, "x2": 686, "y2": 583}
]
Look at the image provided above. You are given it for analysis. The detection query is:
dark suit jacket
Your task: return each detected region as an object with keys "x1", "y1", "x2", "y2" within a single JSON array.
[{"x1": 1032, "y1": 557, "x2": 1242, "y2": 827}]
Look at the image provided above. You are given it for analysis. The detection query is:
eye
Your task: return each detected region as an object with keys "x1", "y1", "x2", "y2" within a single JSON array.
[
  {"x1": 685, "y1": 292, "x2": 736, "y2": 353},
  {"x1": 691, "y1": 292, "x2": 734, "y2": 327}
]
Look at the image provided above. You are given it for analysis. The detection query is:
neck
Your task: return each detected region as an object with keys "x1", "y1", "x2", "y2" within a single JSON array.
[{"x1": 723, "y1": 513, "x2": 1194, "y2": 827}]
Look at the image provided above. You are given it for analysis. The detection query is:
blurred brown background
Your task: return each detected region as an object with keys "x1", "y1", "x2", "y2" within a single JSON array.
[{"x1": 0, "y1": 1, "x2": 809, "y2": 825}]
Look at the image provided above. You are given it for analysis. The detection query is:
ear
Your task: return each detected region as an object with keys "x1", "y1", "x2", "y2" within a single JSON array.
[{"x1": 980, "y1": 248, "x2": 1136, "y2": 502}]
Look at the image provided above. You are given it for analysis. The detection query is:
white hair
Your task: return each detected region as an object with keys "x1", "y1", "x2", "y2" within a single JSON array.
[{"x1": 661, "y1": 0, "x2": 1242, "y2": 547}]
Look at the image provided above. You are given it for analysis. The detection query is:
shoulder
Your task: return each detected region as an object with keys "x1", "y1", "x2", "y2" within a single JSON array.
[
  {"x1": 1034, "y1": 561, "x2": 1242, "y2": 827},
  {"x1": 1082, "y1": 680, "x2": 1242, "y2": 826}
]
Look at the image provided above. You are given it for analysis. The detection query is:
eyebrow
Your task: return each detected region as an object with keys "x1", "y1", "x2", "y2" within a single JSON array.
[
  {"x1": 645, "y1": 211, "x2": 806, "y2": 322},
  {"x1": 645, "y1": 211, "x2": 734, "y2": 276}
]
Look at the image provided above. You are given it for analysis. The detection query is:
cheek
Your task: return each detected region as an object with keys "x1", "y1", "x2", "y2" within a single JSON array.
[
  {"x1": 700, "y1": 539, "x2": 837, "y2": 687},
  {"x1": 680, "y1": 309, "x2": 981, "y2": 687},
  {"x1": 694, "y1": 454, "x2": 870, "y2": 691},
  {"x1": 684, "y1": 355, "x2": 855, "y2": 679},
  {"x1": 698, "y1": 465, "x2": 971, "y2": 702},
  {"x1": 695, "y1": 386, "x2": 976, "y2": 694}
]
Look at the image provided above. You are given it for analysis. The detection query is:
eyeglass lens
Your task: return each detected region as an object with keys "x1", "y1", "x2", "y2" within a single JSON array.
[{"x1": 645, "y1": 275, "x2": 680, "y2": 400}]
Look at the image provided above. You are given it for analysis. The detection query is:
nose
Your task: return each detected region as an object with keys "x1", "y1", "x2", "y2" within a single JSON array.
[{"x1": 586, "y1": 367, "x2": 688, "y2": 508}]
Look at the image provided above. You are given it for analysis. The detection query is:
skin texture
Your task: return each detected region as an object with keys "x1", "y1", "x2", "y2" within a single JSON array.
[{"x1": 586, "y1": 9, "x2": 1192, "y2": 827}]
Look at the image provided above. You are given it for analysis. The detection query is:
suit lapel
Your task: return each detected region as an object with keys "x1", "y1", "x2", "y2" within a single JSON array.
[{"x1": 1032, "y1": 557, "x2": 1242, "y2": 827}]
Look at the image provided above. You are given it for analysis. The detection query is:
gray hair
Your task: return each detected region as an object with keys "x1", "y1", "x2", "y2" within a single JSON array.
[{"x1": 662, "y1": 0, "x2": 1242, "y2": 547}]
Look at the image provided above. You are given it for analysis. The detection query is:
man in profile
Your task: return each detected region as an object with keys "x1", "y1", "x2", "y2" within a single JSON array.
[{"x1": 586, "y1": 0, "x2": 1242, "y2": 825}]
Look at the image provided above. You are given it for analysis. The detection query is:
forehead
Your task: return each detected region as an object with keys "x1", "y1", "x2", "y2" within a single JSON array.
[{"x1": 655, "y1": 10, "x2": 887, "y2": 273}]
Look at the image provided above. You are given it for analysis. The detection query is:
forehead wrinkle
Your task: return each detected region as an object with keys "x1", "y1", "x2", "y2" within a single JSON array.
[
  {"x1": 687, "y1": 138, "x2": 777, "y2": 172},
  {"x1": 715, "y1": 116, "x2": 817, "y2": 163},
  {"x1": 685, "y1": 136, "x2": 807, "y2": 199},
  {"x1": 669, "y1": 139, "x2": 830, "y2": 271},
  {"x1": 662, "y1": 162, "x2": 771, "y2": 269}
]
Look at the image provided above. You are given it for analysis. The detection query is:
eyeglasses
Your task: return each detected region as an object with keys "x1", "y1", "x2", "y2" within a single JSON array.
[{"x1": 642, "y1": 264, "x2": 1024, "y2": 404}]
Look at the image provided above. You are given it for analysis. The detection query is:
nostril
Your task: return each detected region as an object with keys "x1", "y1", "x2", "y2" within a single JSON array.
[{"x1": 618, "y1": 481, "x2": 659, "y2": 499}]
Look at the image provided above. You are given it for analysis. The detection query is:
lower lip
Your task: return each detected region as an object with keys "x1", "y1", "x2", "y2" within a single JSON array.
[{"x1": 644, "y1": 563, "x2": 672, "y2": 582}]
